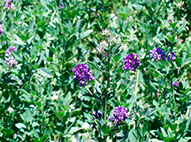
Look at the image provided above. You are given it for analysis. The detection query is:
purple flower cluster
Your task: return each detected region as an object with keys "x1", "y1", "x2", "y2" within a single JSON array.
[
  {"x1": 60, "y1": 2, "x2": 65, "y2": 9},
  {"x1": 150, "y1": 47, "x2": 176, "y2": 61},
  {"x1": 166, "y1": 52, "x2": 176, "y2": 61},
  {"x1": 109, "y1": 106, "x2": 129, "y2": 126},
  {"x1": 5, "y1": 46, "x2": 17, "y2": 69},
  {"x1": 122, "y1": 53, "x2": 141, "y2": 70},
  {"x1": 72, "y1": 64, "x2": 95, "y2": 87},
  {"x1": 0, "y1": 24, "x2": 3, "y2": 35},
  {"x1": 150, "y1": 47, "x2": 166, "y2": 61},
  {"x1": 92, "y1": 111, "x2": 104, "y2": 128},
  {"x1": 4, "y1": 0, "x2": 14, "y2": 9},
  {"x1": 96, "y1": 46, "x2": 107, "y2": 59},
  {"x1": 172, "y1": 81, "x2": 179, "y2": 87},
  {"x1": 93, "y1": 110, "x2": 104, "y2": 119}
]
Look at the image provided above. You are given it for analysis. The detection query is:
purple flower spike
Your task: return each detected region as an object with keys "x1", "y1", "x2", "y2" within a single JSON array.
[
  {"x1": 122, "y1": 53, "x2": 141, "y2": 70},
  {"x1": 166, "y1": 52, "x2": 176, "y2": 61},
  {"x1": 92, "y1": 110, "x2": 104, "y2": 129},
  {"x1": 109, "y1": 106, "x2": 129, "y2": 126},
  {"x1": 150, "y1": 47, "x2": 166, "y2": 61},
  {"x1": 93, "y1": 110, "x2": 104, "y2": 119},
  {"x1": 0, "y1": 24, "x2": 3, "y2": 35},
  {"x1": 92, "y1": 111, "x2": 98, "y2": 119},
  {"x1": 72, "y1": 64, "x2": 95, "y2": 87},
  {"x1": 172, "y1": 81, "x2": 179, "y2": 87},
  {"x1": 4, "y1": 0, "x2": 14, "y2": 9},
  {"x1": 5, "y1": 46, "x2": 17, "y2": 69},
  {"x1": 60, "y1": 2, "x2": 65, "y2": 9},
  {"x1": 5, "y1": 46, "x2": 17, "y2": 56}
]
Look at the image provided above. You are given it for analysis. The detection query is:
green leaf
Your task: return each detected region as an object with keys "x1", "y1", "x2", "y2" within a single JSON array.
[
  {"x1": 177, "y1": 21, "x2": 187, "y2": 34},
  {"x1": 27, "y1": 36, "x2": 35, "y2": 44},
  {"x1": 80, "y1": 30, "x2": 93, "y2": 38},
  {"x1": 64, "y1": 92, "x2": 72, "y2": 106},
  {"x1": 75, "y1": 20, "x2": 81, "y2": 38},
  {"x1": 182, "y1": 57, "x2": 191, "y2": 67},
  {"x1": 166, "y1": 137, "x2": 174, "y2": 142},
  {"x1": 166, "y1": 35, "x2": 175, "y2": 43},
  {"x1": 40, "y1": 0, "x2": 50, "y2": 11},
  {"x1": 148, "y1": 60, "x2": 161, "y2": 69},
  {"x1": 128, "y1": 129, "x2": 137, "y2": 142},
  {"x1": 15, "y1": 123, "x2": 26, "y2": 129},
  {"x1": 160, "y1": 127, "x2": 167, "y2": 137},
  {"x1": 39, "y1": 68, "x2": 53, "y2": 78},
  {"x1": 176, "y1": 57, "x2": 182, "y2": 67},
  {"x1": 101, "y1": 124, "x2": 110, "y2": 134},
  {"x1": 87, "y1": 61, "x2": 102, "y2": 71},
  {"x1": 12, "y1": 34, "x2": 26, "y2": 45},
  {"x1": 20, "y1": 108, "x2": 33, "y2": 122},
  {"x1": 145, "y1": 108, "x2": 157, "y2": 116},
  {"x1": 19, "y1": 89, "x2": 32, "y2": 103},
  {"x1": 69, "y1": 127, "x2": 82, "y2": 133},
  {"x1": 151, "y1": 139, "x2": 164, "y2": 142},
  {"x1": 12, "y1": 51, "x2": 22, "y2": 62}
]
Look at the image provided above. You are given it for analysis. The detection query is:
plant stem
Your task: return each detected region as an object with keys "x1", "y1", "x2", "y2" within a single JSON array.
[
  {"x1": 54, "y1": 0, "x2": 64, "y2": 35},
  {"x1": 170, "y1": 41, "x2": 177, "y2": 121},
  {"x1": 103, "y1": 54, "x2": 111, "y2": 142},
  {"x1": 104, "y1": 55, "x2": 110, "y2": 124},
  {"x1": 134, "y1": 70, "x2": 140, "y2": 141},
  {"x1": 85, "y1": 86, "x2": 93, "y2": 96},
  {"x1": 135, "y1": 70, "x2": 139, "y2": 97}
]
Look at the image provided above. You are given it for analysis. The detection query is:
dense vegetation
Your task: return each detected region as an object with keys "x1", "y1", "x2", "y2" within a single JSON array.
[{"x1": 0, "y1": 0, "x2": 191, "y2": 141}]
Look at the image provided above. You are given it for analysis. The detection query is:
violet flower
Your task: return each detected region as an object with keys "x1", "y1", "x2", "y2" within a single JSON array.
[
  {"x1": 4, "y1": 0, "x2": 14, "y2": 9},
  {"x1": 60, "y1": 2, "x2": 65, "y2": 9},
  {"x1": 5, "y1": 46, "x2": 17, "y2": 56},
  {"x1": 72, "y1": 64, "x2": 95, "y2": 87},
  {"x1": 0, "y1": 24, "x2": 3, "y2": 35},
  {"x1": 122, "y1": 53, "x2": 141, "y2": 70},
  {"x1": 92, "y1": 111, "x2": 104, "y2": 128},
  {"x1": 150, "y1": 47, "x2": 166, "y2": 61},
  {"x1": 166, "y1": 52, "x2": 176, "y2": 61},
  {"x1": 172, "y1": 81, "x2": 179, "y2": 87},
  {"x1": 5, "y1": 46, "x2": 17, "y2": 69},
  {"x1": 109, "y1": 106, "x2": 129, "y2": 127}
]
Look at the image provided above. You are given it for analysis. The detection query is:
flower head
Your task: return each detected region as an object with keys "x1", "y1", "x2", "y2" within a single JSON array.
[
  {"x1": 95, "y1": 41, "x2": 108, "y2": 59},
  {"x1": 122, "y1": 53, "x2": 141, "y2": 70},
  {"x1": 4, "y1": 0, "x2": 14, "y2": 9},
  {"x1": 0, "y1": 24, "x2": 3, "y2": 35},
  {"x1": 100, "y1": 40, "x2": 108, "y2": 48},
  {"x1": 172, "y1": 81, "x2": 179, "y2": 87},
  {"x1": 92, "y1": 110, "x2": 104, "y2": 128},
  {"x1": 7, "y1": 107, "x2": 14, "y2": 113},
  {"x1": 150, "y1": 47, "x2": 166, "y2": 61},
  {"x1": 101, "y1": 29, "x2": 111, "y2": 37},
  {"x1": 5, "y1": 46, "x2": 16, "y2": 56},
  {"x1": 92, "y1": 111, "x2": 104, "y2": 119},
  {"x1": 109, "y1": 106, "x2": 129, "y2": 126},
  {"x1": 5, "y1": 46, "x2": 17, "y2": 69},
  {"x1": 166, "y1": 52, "x2": 176, "y2": 61},
  {"x1": 60, "y1": 2, "x2": 65, "y2": 9},
  {"x1": 72, "y1": 64, "x2": 95, "y2": 87},
  {"x1": 51, "y1": 94, "x2": 58, "y2": 100}
]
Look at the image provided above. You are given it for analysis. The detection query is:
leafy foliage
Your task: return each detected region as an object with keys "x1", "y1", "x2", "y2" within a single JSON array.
[{"x1": 0, "y1": 0, "x2": 191, "y2": 141}]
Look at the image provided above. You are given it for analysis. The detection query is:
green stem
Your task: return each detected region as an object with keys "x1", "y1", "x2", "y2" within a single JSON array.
[
  {"x1": 103, "y1": 54, "x2": 111, "y2": 142},
  {"x1": 171, "y1": 79, "x2": 177, "y2": 120},
  {"x1": 135, "y1": 70, "x2": 139, "y2": 97},
  {"x1": 170, "y1": 40, "x2": 177, "y2": 139},
  {"x1": 54, "y1": 0, "x2": 64, "y2": 34},
  {"x1": 104, "y1": 55, "x2": 110, "y2": 123},
  {"x1": 134, "y1": 104, "x2": 140, "y2": 142},
  {"x1": 134, "y1": 70, "x2": 140, "y2": 141},
  {"x1": 85, "y1": 86, "x2": 93, "y2": 96}
]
